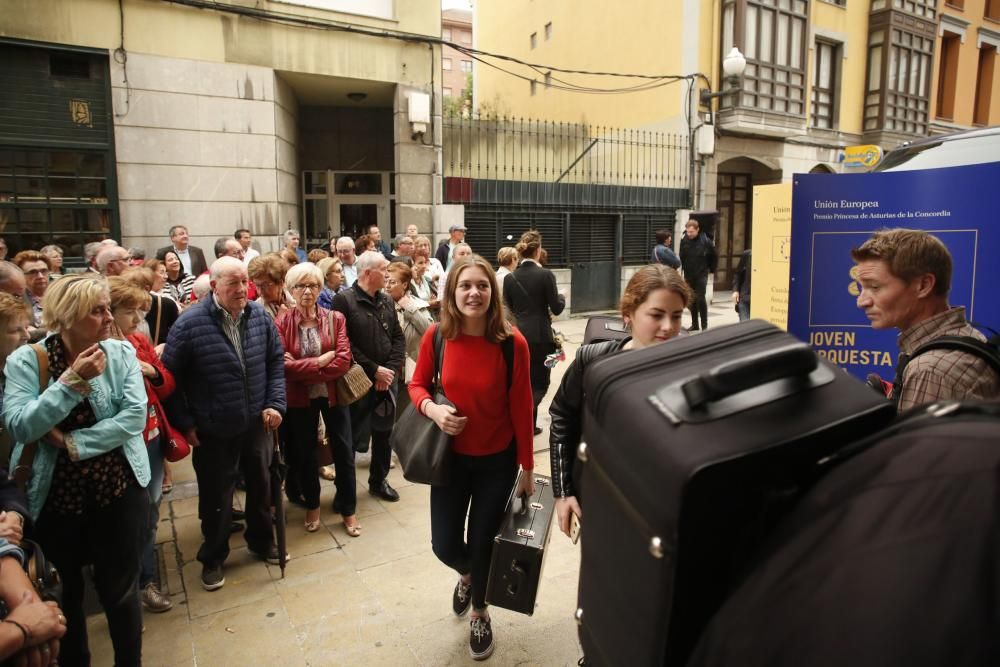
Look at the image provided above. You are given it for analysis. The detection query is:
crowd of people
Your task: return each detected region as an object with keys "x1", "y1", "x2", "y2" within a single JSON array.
[
  {"x1": 0, "y1": 220, "x2": 574, "y2": 664},
  {"x1": 0, "y1": 219, "x2": 990, "y2": 665}
]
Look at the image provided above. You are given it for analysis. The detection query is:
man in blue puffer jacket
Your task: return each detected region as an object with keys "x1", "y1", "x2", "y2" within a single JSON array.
[{"x1": 162, "y1": 257, "x2": 287, "y2": 591}]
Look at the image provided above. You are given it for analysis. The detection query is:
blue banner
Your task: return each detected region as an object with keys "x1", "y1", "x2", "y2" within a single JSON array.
[{"x1": 788, "y1": 161, "x2": 1000, "y2": 380}]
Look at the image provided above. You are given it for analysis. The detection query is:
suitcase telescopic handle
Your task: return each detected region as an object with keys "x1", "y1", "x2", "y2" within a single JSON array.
[{"x1": 681, "y1": 343, "x2": 818, "y2": 409}]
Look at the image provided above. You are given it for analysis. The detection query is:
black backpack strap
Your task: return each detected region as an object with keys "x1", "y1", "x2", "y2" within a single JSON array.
[
  {"x1": 432, "y1": 325, "x2": 445, "y2": 392},
  {"x1": 914, "y1": 335, "x2": 1000, "y2": 375},
  {"x1": 501, "y1": 336, "x2": 515, "y2": 391}
]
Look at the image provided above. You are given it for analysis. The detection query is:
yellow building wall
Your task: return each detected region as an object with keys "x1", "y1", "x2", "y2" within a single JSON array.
[
  {"x1": 0, "y1": 0, "x2": 440, "y2": 82},
  {"x1": 809, "y1": 0, "x2": 869, "y2": 135},
  {"x1": 931, "y1": 0, "x2": 1000, "y2": 127},
  {"x1": 475, "y1": 0, "x2": 690, "y2": 131}
]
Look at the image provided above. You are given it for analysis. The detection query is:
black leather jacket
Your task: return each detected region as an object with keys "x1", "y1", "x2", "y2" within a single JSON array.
[
  {"x1": 549, "y1": 337, "x2": 629, "y2": 497},
  {"x1": 332, "y1": 283, "x2": 405, "y2": 381}
]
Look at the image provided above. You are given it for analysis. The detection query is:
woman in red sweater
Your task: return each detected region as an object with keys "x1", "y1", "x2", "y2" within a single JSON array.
[{"x1": 408, "y1": 254, "x2": 535, "y2": 661}]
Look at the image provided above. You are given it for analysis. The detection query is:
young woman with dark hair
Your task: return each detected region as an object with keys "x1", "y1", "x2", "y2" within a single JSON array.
[{"x1": 548, "y1": 264, "x2": 692, "y2": 538}]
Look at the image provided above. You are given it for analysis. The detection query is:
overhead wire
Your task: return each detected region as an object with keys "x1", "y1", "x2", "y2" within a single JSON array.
[{"x1": 161, "y1": 0, "x2": 708, "y2": 93}]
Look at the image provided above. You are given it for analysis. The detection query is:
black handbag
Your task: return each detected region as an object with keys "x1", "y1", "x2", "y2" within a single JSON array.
[
  {"x1": 391, "y1": 326, "x2": 454, "y2": 486},
  {"x1": 0, "y1": 539, "x2": 62, "y2": 619}
]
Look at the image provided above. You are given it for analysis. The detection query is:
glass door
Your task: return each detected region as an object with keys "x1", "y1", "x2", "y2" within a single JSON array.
[{"x1": 329, "y1": 171, "x2": 392, "y2": 241}]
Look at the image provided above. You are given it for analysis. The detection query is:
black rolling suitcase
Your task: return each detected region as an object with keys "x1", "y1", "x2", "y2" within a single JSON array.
[
  {"x1": 688, "y1": 401, "x2": 1000, "y2": 667},
  {"x1": 485, "y1": 471, "x2": 555, "y2": 615},
  {"x1": 582, "y1": 315, "x2": 629, "y2": 345},
  {"x1": 574, "y1": 320, "x2": 897, "y2": 667}
]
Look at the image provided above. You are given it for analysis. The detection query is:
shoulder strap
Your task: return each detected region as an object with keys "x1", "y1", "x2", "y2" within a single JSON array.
[
  {"x1": 509, "y1": 271, "x2": 531, "y2": 303},
  {"x1": 913, "y1": 335, "x2": 1000, "y2": 375},
  {"x1": 432, "y1": 325, "x2": 445, "y2": 392},
  {"x1": 501, "y1": 336, "x2": 514, "y2": 391},
  {"x1": 15, "y1": 344, "x2": 50, "y2": 492},
  {"x1": 578, "y1": 339, "x2": 625, "y2": 367},
  {"x1": 153, "y1": 293, "x2": 163, "y2": 344},
  {"x1": 31, "y1": 343, "x2": 49, "y2": 388}
]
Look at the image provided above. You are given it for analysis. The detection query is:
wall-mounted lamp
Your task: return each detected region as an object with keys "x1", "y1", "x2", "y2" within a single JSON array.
[{"x1": 699, "y1": 48, "x2": 747, "y2": 106}]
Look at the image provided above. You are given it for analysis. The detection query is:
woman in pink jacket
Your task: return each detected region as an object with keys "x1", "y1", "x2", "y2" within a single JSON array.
[{"x1": 274, "y1": 263, "x2": 358, "y2": 536}]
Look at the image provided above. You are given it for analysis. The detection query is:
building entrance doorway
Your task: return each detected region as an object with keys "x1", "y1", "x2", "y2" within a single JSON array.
[
  {"x1": 302, "y1": 171, "x2": 393, "y2": 246},
  {"x1": 714, "y1": 172, "x2": 752, "y2": 292},
  {"x1": 337, "y1": 203, "x2": 380, "y2": 240}
]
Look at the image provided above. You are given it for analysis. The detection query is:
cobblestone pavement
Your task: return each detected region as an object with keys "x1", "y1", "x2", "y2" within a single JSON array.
[{"x1": 87, "y1": 299, "x2": 738, "y2": 666}]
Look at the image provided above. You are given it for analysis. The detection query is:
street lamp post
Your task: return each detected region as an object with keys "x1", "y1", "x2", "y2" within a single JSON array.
[
  {"x1": 700, "y1": 47, "x2": 748, "y2": 106},
  {"x1": 689, "y1": 48, "x2": 748, "y2": 210}
]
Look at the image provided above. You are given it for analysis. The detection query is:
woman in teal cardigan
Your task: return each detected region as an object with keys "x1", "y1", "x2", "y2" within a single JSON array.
[{"x1": 2, "y1": 273, "x2": 149, "y2": 667}]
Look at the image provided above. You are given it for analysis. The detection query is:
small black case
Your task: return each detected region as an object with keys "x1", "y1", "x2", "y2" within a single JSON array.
[{"x1": 485, "y1": 471, "x2": 555, "y2": 616}]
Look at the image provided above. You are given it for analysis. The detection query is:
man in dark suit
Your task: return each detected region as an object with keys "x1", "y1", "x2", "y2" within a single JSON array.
[
  {"x1": 503, "y1": 232, "x2": 565, "y2": 434},
  {"x1": 156, "y1": 225, "x2": 208, "y2": 277}
]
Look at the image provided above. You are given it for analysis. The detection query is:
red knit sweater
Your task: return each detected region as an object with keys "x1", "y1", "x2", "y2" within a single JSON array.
[{"x1": 408, "y1": 326, "x2": 535, "y2": 470}]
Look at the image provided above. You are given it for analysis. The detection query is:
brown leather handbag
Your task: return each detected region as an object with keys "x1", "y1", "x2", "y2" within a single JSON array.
[{"x1": 330, "y1": 311, "x2": 372, "y2": 405}]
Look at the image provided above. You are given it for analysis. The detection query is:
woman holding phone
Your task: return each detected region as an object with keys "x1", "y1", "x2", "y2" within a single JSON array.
[{"x1": 548, "y1": 264, "x2": 691, "y2": 539}]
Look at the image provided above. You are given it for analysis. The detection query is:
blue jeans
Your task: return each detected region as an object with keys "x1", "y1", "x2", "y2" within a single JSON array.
[{"x1": 140, "y1": 435, "x2": 165, "y2": 586}]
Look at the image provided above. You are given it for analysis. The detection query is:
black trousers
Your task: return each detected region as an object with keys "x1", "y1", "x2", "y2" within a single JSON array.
[
  {"x1": 286, "y1": 400, "x2": 357, "y2": 515},
  {"x1": 349, "y1": 390, "x2": 393, "y2": 488},
  {"x1": 192, "y1": 421, "x2": 273, "y2": 567},
  {"x1": 430, "y1": 447, "x2": 518, "y2": 610},
  {"x1": 686, "y1": 274, "x2": 709, "y2": 330},
  {"x1": 528, "y1": 342, "x2": 554, "y2": 428},
  {"x1": 35, "y1": 483, "x2": 147, "y2": 667}
]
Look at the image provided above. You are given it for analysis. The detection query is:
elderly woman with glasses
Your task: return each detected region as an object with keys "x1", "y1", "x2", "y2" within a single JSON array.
[
  {"x1": 274, "y1": 263, "x2": 359, "y2": 536},
  {"x1": 3, "y1": 273, "x2": 150, "y2": 667}
]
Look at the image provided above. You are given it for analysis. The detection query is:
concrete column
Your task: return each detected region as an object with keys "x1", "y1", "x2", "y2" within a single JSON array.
[{"x1": 393, "y1": 84, "x2": 442, "y2": 236}]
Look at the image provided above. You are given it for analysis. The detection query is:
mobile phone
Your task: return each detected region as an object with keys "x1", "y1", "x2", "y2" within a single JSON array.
[{"x1": 570, "y1": 512, "x2": 581, "y2": 544}]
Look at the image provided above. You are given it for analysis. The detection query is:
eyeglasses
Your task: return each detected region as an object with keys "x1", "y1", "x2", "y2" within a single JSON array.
[
  {"x1": 256, "y1": 281, "x2": 278, "y2": 290},
  {"x1": 292, "y1": 283, "x2": 321, "y2": 292},
  {"x1": 24, "y1": 268, "x2": 50, "y2": 276}
]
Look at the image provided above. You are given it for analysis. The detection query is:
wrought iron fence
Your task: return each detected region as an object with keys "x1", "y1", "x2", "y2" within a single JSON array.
[{"x1": 443, "y1": 115, "x2": 690, "y2": 208}]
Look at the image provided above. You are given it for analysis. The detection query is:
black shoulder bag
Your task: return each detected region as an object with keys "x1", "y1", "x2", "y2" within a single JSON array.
[{"x1": 391, "y1": 326, "x2": 454, "y2": 486}]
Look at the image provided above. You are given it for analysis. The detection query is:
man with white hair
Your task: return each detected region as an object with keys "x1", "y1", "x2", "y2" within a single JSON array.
[
  {"x1": 0, "y1": 262, "x2": 25, "y2": 301},
  {"x1": 392, "y1": 234, "x2": 415, "y2": 259},
  {"x1": 334, "y1": 236, "x2": 358, "y2": 287},
  {"x1": 333, "y1": 251, "x2": 405, "y2": 502},
  {"x1": 96, "y1": 245, "x2": 131, "y2": 277},
  {"x1": 162, "y1": 256, "x2": 287, "y2": 590},
  {"x1": 84, "y1": 241, "x2": 103, "y2": 273},
  {"x1": 283, "y1": 229, "x2": 307, "y2": 263},
  {"x1": 191, "y1": 274, "x2": 212, "y2": 301}
]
